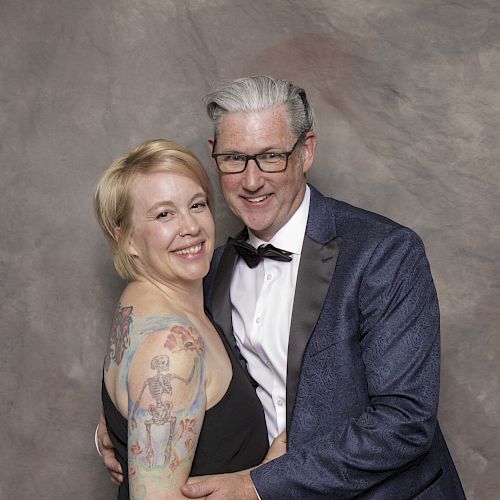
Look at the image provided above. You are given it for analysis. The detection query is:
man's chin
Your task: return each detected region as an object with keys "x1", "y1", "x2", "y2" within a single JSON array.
[{"x1": 245, "y1": 224, "x2": 275, "y2": 241}]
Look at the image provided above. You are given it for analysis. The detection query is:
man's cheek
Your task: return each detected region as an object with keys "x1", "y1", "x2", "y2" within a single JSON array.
[{"x1": 220, "y1": 181, "x2": 238, "y2": 205}]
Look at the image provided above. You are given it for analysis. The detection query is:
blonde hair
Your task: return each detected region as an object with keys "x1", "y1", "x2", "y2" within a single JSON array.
[{"x1": 94, "y1": 139, "x2": 214, "y2": 281}]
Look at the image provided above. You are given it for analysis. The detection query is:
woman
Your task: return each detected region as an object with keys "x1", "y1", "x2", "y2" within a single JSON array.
[{"x1": 94, "y1": 140, "x2": 282, "y2": 499}]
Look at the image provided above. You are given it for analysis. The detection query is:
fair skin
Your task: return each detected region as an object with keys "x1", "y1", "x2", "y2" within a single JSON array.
[
  {"x1": 128, "y1": 171, "x2": 214, "y2": 292},
  {"x1": 98, "y1": 107, "x2": 315, "y2": 496},
  {"x1": 181, "y1": 107, "x2": 317, "y2": 499},
  {"x1": 105, "y1": 171, "x2": 232, "y2": 498},
  {"x1": 98, "y1": 170, "x2": 288, "y2": 496},
  {"x1": 210, "y1": 106, "x2": 316, "y2": 242}
]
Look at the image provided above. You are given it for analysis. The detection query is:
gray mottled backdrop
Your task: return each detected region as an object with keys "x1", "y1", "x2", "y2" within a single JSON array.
[{"x1": 1, "y1": 0, "x2": 499, "y2": 498}]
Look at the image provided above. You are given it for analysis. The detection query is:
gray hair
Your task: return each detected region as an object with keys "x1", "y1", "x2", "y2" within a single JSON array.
[{"x1": 204, "y1": 75, "x2": 315, "y2": 139}]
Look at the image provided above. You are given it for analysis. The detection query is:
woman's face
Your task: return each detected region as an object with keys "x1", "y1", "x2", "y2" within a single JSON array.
[{"x1": 127, "y1": 170, "x2": 215, "y2": 287}]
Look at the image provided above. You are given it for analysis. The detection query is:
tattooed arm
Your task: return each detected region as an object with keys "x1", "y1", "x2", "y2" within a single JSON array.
[{"x1": 127, "y1": 326, "x2": 205, "y2": 499}]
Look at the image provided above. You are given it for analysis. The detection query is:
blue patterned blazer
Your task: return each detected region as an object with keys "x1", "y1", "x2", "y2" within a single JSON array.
[{"x1": 204, "y1": 185, "x2": 465, "y2": 499}]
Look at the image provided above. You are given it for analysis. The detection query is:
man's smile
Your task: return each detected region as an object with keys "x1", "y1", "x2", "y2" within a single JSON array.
[{"x1": 242, "y1": 194, "x2": 271, "y2": 204}]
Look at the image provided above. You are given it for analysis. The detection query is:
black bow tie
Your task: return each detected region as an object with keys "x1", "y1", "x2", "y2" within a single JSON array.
[{"x1": 229, "y1": 238, "x2": 293, "y2": 268}]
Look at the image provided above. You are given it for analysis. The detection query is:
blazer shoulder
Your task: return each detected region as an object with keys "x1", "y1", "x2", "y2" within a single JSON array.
[
  {"x1": 332, "y1": 198, "x2": 424, "y2": 243},
  {"x1": 334, "y1": 198, "x2": 400, "y2": 232},
  {"x1": 308, "y1": 185, "x2": 423, "y2": 251}
]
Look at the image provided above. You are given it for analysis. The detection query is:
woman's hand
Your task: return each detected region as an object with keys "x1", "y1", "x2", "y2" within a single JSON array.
[{"x1": 263, "y1": 431, "x2": 287, "y2": 463}]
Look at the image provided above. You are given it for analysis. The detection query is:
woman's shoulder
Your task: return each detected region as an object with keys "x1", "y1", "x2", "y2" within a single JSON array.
[
  {"x1": 130, "y1": 314, "x2": 205, "y2": 362},
  {"x1": 118, "y1": 280, "x2": 170, "y2": 316},
  {"x1": 104, "y1": 297, "x2": 205, "y2": 414},
  {"x1": 117, "y1": 282, "x2": 200, "y2": 338},
  {"x1": 111, "y1": 306, "x2": 204, "y2": 360},
  {"x1": 106, "y1": 285, "x2": 205, "y2": 384}
]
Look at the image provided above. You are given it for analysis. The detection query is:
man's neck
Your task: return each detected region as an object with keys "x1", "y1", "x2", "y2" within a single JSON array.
[{"x1": 248, "y1": 185, "x2": 311, "y2": 250}]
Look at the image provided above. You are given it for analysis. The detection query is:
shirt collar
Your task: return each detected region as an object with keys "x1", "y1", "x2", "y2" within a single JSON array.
[{"x1": 248, "y1": 185, "x2": 310, "y2": 255}]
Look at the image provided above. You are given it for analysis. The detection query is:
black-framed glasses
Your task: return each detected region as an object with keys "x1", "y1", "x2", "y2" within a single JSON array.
[{"x1": 211, "y1": 137, "x2": 302, "y2": 174}]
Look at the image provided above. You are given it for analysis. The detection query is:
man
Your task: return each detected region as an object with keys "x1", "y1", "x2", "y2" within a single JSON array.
[{"x1": 99, "y1": 76, "x2": 465, "y2": 498}]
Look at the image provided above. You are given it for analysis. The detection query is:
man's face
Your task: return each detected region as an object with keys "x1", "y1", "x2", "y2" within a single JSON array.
[{"x1": 210, "y1": 106, "x2": 316, "y2": 241}]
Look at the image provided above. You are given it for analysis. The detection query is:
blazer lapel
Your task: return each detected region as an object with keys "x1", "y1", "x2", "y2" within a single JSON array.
[
  {"x1": 210, "y1": 235, "x2": 241, "y2": 354},
  {"x1": 286, "y1": 186, "x2": 342, "y2": 431},
  {"x1": 211, "y1": 187, "x2": 341, "y2": 431}
]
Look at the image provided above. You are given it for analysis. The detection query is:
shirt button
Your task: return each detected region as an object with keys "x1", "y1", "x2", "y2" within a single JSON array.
[
  {"x1": 277, "y1": 399, "x2": 284, "y2": 407},
  {"x1": 256, "y1": 317, "x2": 261, "y2": 324},
  {"x1": 266, "y1": 274, "x2": 272, "y2": 281}
]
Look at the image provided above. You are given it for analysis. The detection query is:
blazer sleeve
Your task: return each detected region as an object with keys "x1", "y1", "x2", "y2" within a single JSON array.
[{"x1": 251, "y1": 227, "x2": 441, "y2": 499}]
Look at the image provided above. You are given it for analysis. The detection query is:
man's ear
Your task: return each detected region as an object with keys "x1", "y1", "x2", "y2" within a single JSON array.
[
  {"x1": 301, "y1": 131, "x2": 317, "y2": 174},
  {"x1": 208, "y1": 137, "x2": 215, "y2": 152}
]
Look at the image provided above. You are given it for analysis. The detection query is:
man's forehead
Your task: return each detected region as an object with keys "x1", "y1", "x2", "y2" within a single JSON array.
[
  {"x1": 219, "y1": 105, "x2": 288, "y2": 123},
  {"x1": 215, "y1": 106, "x2": 293, "y2": 145}
]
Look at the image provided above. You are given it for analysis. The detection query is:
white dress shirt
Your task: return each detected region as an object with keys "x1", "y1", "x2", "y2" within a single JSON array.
[{"x1": 230, "y1": 186, "x2": 310, "y2": 443}]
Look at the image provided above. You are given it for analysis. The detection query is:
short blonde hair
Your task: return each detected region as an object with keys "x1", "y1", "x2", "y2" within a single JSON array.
[{"x1": 94, "y1": 139, "x2": 214, "y2": 281}]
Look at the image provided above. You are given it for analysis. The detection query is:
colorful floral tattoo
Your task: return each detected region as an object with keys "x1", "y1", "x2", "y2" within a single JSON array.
[{"x1": 104, "y1": 303, "x2": 133, "y2": 371}]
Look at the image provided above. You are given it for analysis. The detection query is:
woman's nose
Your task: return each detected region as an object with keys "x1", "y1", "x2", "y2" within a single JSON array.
[{"x1": 178, "y1": 212, "x2": 200, "y2": 237}]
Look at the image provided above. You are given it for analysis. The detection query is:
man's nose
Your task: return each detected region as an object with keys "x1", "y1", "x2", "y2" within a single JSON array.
[{"x1": 241, "y1": 160, "x2": 265, "y2": 191}]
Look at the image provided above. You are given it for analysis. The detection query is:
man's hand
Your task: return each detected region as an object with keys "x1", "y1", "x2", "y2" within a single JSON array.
[
  {"x1": 264, "y1": 430, "x2": 286, "y2": 463},
  {"x1": 97, "y1": 412, "x2": 123, "y2": 486},
  {"x1": 181, "y1": 472, "x2": 258, "y2": 500}
]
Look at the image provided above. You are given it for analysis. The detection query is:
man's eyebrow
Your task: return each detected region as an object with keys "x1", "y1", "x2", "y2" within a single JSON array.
[{"x1": 217, "y1": 145, "x2": 287, "y2": 154}]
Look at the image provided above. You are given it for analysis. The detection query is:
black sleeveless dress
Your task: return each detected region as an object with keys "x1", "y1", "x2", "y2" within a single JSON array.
[{"x1": 102, "y1": 318, "x2": 269, "y2": 499}]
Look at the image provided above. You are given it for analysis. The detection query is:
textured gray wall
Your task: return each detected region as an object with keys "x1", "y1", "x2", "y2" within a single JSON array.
[{"x1": 1, "y1": 1, "x2": 499, "y2": 498}]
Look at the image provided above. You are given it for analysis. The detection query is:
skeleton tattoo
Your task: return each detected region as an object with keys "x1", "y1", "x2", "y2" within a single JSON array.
[{"x1": 131, "y1": 353, "x2": 198, "y2": 468}]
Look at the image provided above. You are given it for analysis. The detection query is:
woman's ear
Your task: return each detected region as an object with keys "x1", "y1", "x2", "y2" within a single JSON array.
[
  {"x1": 128, "y1": 240, "x2": 139, "y2": 257},
  {"x1": 114, "y1": 226, "x2": 139, "y2": 257}
]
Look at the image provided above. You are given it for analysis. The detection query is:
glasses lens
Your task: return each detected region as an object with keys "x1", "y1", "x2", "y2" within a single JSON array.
[
  {"x1": 256, "y1": 153, "x2": 287, "y2": 172},
  {"x1": 217, "y1": 154, "x2": 246, "y2": 173}
]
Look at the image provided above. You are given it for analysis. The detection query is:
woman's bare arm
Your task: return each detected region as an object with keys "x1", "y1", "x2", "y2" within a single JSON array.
[{"x1": 126, "y1": 321, "x2": 206, "y2": 499}]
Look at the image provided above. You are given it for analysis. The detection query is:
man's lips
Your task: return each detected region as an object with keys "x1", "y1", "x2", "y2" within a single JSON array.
[{"x1": 241, "y1": 194, "x2": 271, "y2": 204}]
